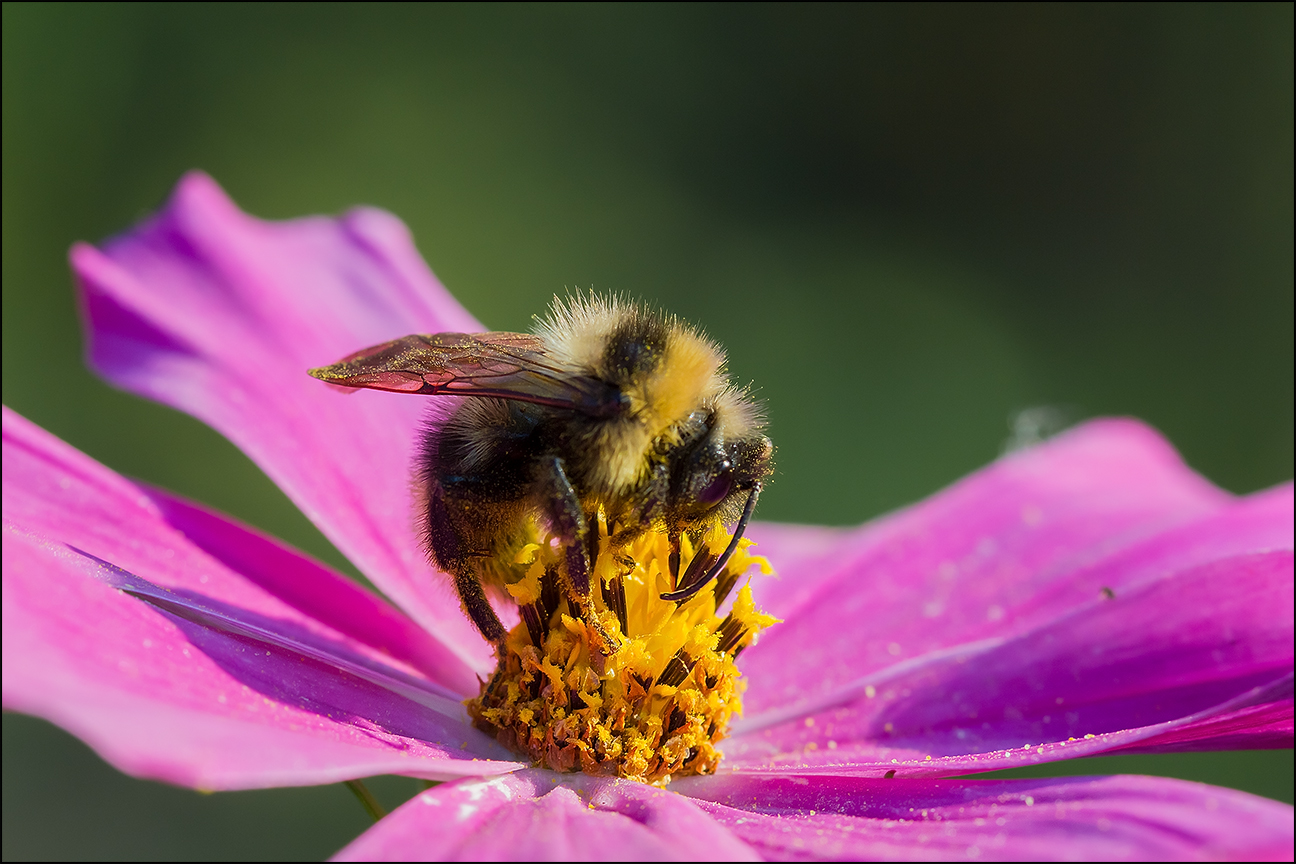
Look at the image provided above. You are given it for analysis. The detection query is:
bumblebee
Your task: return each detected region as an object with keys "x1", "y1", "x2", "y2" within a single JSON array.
[{"x1": 310, "y1": 296, "x2": 772, "y2": 649}]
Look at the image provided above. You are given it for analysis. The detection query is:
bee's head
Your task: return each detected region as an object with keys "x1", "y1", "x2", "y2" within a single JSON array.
[{"x1": 670, "y1": 400, "x2": 772, "y2": 524}]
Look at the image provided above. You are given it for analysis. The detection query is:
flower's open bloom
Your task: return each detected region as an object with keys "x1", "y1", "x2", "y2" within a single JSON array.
[
  {"x1": 3, "y1": 172, "x2": 1292, "y2": 860},
  {"x1": 469, "y1": 514, "x2": 777, "y2": 782}
]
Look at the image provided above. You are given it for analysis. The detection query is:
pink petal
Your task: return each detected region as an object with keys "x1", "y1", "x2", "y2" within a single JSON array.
[
  {"x1": 3, "y1": 407, "x2": 522, "y2": 790},
  {"x1": 334, "y1": 770, "x2": 758, "y2": 861},
  {"x1": 725, "y1": 515, "x2": 1291, "y2": 776},
  {"x1": 741, "y1": 419, "x2": 1233, "y2": 707},
  {"x1": 740, "y1": 520, "x2": 853, "y2": 617},
  {"x1": 676, "y1": 772, "x2": 1294, "y2": 861},
  {"x1": 70, "y1": 172, "x2": 494, "y2": 685},
  {"x1": 725, "y1": 567, "x2": 1290, "y2": 777},
  {"x1": 725, "y1": 420, "x2": 1292, "y2": 773}
]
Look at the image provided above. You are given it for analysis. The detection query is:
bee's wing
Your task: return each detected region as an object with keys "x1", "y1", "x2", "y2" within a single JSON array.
[{"x1": 309, "y1": 332, "x2": 625, "y2": 416}]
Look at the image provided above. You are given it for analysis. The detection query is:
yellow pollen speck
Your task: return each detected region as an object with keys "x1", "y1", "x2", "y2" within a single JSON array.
[
  {"x1": 467, "y1": 509, "x2": 778, "y2": 785},
  {"x1": 505, "y1": 566, "x2": 543, "y2": 605}
]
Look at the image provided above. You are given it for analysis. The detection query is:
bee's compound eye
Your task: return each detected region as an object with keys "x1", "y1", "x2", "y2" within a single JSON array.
[
  {"x1": 675, "y1": 440, "x2": 733, "y2": 509},
  {"x1": 697, "y1": 469, "x2": 733, "y2": 507}
]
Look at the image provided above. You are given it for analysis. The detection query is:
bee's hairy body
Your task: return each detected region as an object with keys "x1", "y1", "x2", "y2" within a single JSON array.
[{"x1": 312, "y1": 296, "x2": 772, "y2": 648}]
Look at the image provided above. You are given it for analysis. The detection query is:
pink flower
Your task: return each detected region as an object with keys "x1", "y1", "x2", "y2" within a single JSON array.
[{"x1": 4, "y1": 172, "x2": 1291, "y2": 860}]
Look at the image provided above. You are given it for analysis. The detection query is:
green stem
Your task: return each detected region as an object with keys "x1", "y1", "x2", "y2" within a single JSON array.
[{"x1": 345, "y1": 779, "x2": 387, "y2": 822}]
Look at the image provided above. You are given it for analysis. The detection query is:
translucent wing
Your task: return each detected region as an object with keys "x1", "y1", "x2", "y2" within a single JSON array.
[{"x1": 309, "y1": 332, "x2": 626, "y2": 417}]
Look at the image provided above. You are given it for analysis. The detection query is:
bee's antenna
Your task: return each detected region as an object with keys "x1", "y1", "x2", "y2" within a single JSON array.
[{"x1": 660, "y1": 484, "x2": 761, "y2": 603}]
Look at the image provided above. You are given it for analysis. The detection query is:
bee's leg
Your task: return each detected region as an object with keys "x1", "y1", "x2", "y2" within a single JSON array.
[
  {"x1": 426, "y1": 481, "x2": 506, "y2": 647},
  {"x1": 672, "y1": 537, "x2": 722, "y2": 599},
  {"x1": 539, "y1": 456, "x2": 616, "y2": 656},
  {"x1": 661, "y1": 483, "x2": 762, "y2": 603},
  {"x1": 455, "y1": 567, "x2": 507, "y2": 647},
  {"x1": 539, "y1": 456, "x2": 592, "y2": 598}
]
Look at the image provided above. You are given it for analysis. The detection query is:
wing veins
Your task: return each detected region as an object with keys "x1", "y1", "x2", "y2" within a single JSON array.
[{"x1": 310, "y1": 332, "x2": 625, "y2": 417}]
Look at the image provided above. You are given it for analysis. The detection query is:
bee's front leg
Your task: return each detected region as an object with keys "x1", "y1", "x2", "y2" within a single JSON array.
[
  {"x1": 539, "y1": 456, "x2": 617, "y2": 659},
  {"x1": 539, "y1": 456, "x2": 592, "y2": 597}
]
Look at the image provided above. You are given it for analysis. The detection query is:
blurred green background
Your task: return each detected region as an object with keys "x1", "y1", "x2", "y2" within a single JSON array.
[{"x1": 3, "y1": 3, "x2": 1291, "y2": 859}]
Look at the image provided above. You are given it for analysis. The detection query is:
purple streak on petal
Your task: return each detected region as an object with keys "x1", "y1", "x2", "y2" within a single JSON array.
[
  {"x1": 334, "y1": 770, "x2": 757, "y2": 861},
  {"x1": 3, "y1": 531, "x2": 521, "y2": 789},
  {"x1": 1102, "y1": 676, "x2": 1294, "y2": 755},
  {"x1": 3, "y1": 407, "x2": 522, "y2": 789},
  {"x1": 723, "y1": 546, "x2": 1292, "y2": 775},
  {"x1": 70, "y1": 172, "x2": 494, "y2": 685},
  {"x1": 740, "y1": 420, "x2": 1234, "y2": 715},
  {"x1": 676, "y1": 773, "x2": 1294, "y2": 861},
  {"x1": 143, "y1": 489, "x2": 470, "y2": 692}
]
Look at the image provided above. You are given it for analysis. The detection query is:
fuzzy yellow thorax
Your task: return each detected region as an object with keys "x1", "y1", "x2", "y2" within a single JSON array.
[{"x1": 467, "y1": 512, "x2": 778, "y2": 785}]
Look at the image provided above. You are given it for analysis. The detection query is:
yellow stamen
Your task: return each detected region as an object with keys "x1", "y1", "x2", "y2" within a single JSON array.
[{"x1": 467, "y1": 510, "x2": 777, "y2": 784}]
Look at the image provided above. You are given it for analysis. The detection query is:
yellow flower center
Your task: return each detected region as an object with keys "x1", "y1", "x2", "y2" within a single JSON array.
[{"x1": 467, "y1": 511, "x2": 778, "y2": 785}]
